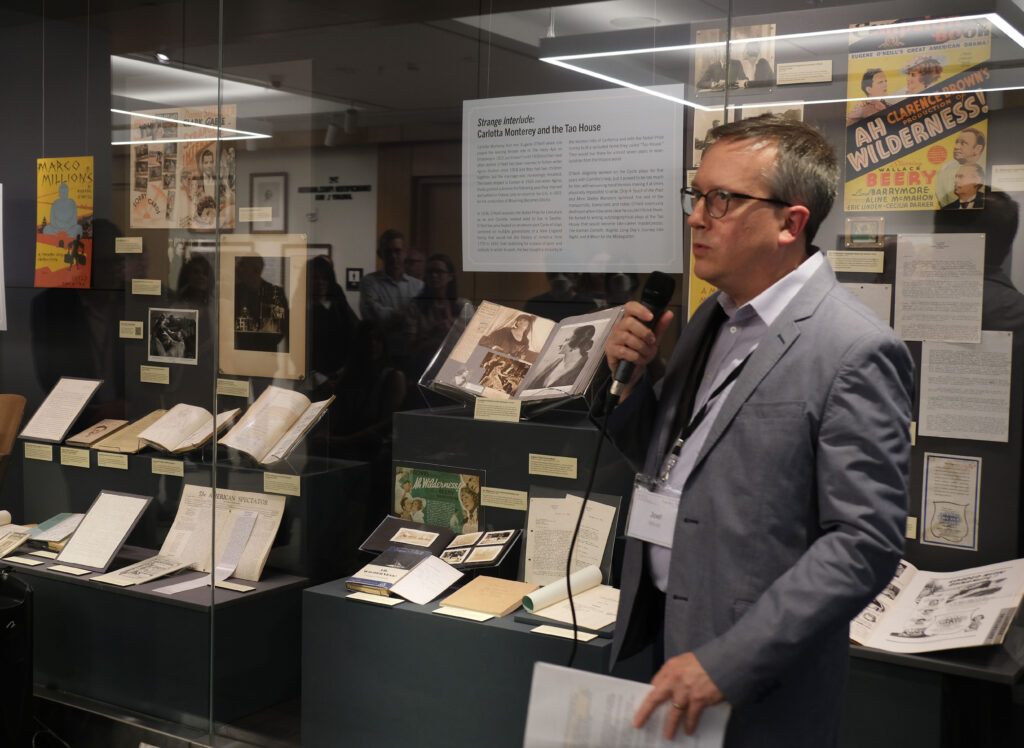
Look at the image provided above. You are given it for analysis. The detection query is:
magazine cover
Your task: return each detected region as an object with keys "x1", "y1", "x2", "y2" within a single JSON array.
[
  {"x1": 393, "y1": 464, "x2": 484, "y2": 535},
  {"x1": 844, "y1": 17, "x2": 991, "y2": 211},
  {"x1": 35, "y1": 156, "x2": 93, "y2": 288}
]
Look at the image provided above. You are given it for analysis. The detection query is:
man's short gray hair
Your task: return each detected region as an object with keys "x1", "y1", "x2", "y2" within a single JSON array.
[{"x1": 708, "y1": 114, "x2": 838, "y2": 245}]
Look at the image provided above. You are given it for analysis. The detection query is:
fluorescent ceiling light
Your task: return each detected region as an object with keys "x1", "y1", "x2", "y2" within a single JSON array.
[{"x1": 541, "y1": 13, "x2": 1024, "y2": 110}]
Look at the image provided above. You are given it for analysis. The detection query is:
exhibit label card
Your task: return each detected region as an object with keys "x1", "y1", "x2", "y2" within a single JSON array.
[
  {"x1": 992, "y1": 164, "x2": 1024, "y2": 192},
  {"x1": 828, "y1": 250, "x2": 884, "y2": 274},
  {"x1": 528, "y1": 453, "x2": 577, "y2": 479},
  {"x1": 24, "y1": 443, "x2": 53, "y2": 461},
  {"x1": 59, "y1": 447, "x2": 90, "y2": 468},
  {"x1": 114, "y1": 236, "x2": 143, "y2": 254},
  {"x1": 216, "y1": 378, "x2": 251, "y2": 398},
  {"x1": 919, "y1": 331, "x2": 1012, "y2": 442},
  {"x1": 463, "y1": 87, "x2": 685, "y2": 273},
  {"x1": 921, "y1": 453, "x2": 981, "y2": 550},
  {"x1": 119, "y1": 320, "x2": 144, "y2": 339},
  {"x1": 531, "y1": 624, "x2": 597, "y2": 642},
  {"x1": 347, "y1": 592, "x2": 404, "y2": 606},
  {"x1": 97, "y1": 452, "x2": 128, "y2": 470},
  {"x1": 776, "y1": 59, "x2": 832, "y2": 85},
  {"x1": 132, "y1": 278, "x2": 162, "y2": 295},
  {"x1": 140, "y1": 365, "x2": 170, "y2": 384},
  {"x1": 152, "y1": 458, "x2": 184, "y2": 477},
  {"x1": 264, "y1": 472, "x2": 300, "y2": 496},
  {"x1": 474, "y1": 398, "x2": 520, "y2": 423},
  {"x1": 894, "y1": 233, "x2": 984, "y2": 343},
  {"x1": 482, "y1": 486, "x2": 528, "y2": 511}
]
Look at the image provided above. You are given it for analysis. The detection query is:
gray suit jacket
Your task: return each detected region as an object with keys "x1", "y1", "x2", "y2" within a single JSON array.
[{"x1": 608, "y1": 261, "x2": 913, "y2": 747}]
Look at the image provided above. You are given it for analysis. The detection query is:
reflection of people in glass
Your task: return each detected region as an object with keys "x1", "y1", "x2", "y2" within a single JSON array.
[
  {"x1": 530, "y1": 324, "x2": 596, "y2": 389},
  {"x1": 479, "y1": 313, "x2": 535, "y2": 360},
  {"x1": 846, "y1": 68, "x2": 889, "y2": 126},
  {"x1": 234, "y1": 256, "x2": 289, "y2": 352},
  {"x1": 42, "y1": 182, "x2": 83, "y2": 239}
]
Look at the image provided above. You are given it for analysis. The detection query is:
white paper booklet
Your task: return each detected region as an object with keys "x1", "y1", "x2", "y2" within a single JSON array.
[
  {"x1": 850, "y1": 557, "x2": 1024, "y2": 653},
  {"x1": 523, "y1": 662, "x2": 729, "y2": 748}
]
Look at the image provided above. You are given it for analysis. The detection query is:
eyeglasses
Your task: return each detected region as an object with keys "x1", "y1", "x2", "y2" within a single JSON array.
[{"x1": 682, "y1": 186, "x2": 790, "y2": 219}]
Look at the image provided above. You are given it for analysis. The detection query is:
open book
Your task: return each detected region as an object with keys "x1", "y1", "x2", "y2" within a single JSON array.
[
  {"x1": 138, "y1": 404, "x2": 239, "y2": 453},
  {"x1": 850, "y1": 557, "x2": 1024, "y2": 653},
  {"x1": 218, "y1": 385, "x2": 333, "y2": 464},
  {"x1": 428, "y1": 302, "x2": 621, "y2": 405}
]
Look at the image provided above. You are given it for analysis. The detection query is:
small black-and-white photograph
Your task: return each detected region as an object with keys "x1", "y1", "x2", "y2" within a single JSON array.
[
  {"x1": 440, "y1": 548, "x2": 470, "y2": 565},
  {"x1": 148, "y1": 308, "x2": 199, "y2": 365},
  {"x1": 465, "y1": 545, "x2": 501, "y2": 564},
  {"x1": 234, "y1": 255, "x2": 290, "y2": 353},
  {"x1": 148, "y1": 164, "x2": 161, "y2": 180},
  {"x1": 162, "y1": 173, "x2": 175, "y2": 189},
  {"x1": 448, "y1": 532, "x2": 483, "y2": 548},
  {"x1": 134, "y1": 174, "x2": 148, "y2": 192},
  {"x1": 478, "y1": 352, "x2": 530, "y2": 395},
  {"x1": 134, "y1": 144, "x2": 149, "y2": 160},
  {"x1": 479, "y1": 530, "x2": 514, "y2": 546},
  {"x1": 163, "y1": 156, "x2": 176, "y2": 172}
]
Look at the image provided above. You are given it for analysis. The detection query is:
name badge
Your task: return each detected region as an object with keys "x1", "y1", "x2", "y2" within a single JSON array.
[{"x1": 625, "y1": 476, "x2": 680, "y2": 548}]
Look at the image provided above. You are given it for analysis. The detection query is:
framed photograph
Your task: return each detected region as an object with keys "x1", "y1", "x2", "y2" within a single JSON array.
[
  {"x1": 845, "y1": 216, "x2": 886, "y2": 248},
  {"x1": 250, "y1": 172, "x2": 288, "y2": 233},
  {"x1": 148, "y1": 308, "x2": 198, "y2": 366},
  {"x1": 217, "y1": 234, "x2": 308, "y2": 379},
  {"x1": 307, "y1": 243, "x2": 332, "y2": 261}
]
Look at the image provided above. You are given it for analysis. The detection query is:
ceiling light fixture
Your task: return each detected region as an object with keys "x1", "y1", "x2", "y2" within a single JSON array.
[{"x1": 540, "y1": 13, "x2": 1024, "y2": 111}]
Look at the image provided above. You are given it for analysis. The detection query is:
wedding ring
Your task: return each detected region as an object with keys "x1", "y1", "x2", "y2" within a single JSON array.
[{"x1": 671, "y1": 701, "x2": 685, "y2": 711}]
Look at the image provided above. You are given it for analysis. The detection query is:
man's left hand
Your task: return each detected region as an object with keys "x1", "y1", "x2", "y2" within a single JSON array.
[{"x1": 632, "y1": 652, "x2": 724, "y2": 739}]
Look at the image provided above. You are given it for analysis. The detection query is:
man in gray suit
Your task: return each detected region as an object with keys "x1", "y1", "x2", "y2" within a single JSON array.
[{"x1": 603, "y1": 115, "x2": 913, "y2": 746}]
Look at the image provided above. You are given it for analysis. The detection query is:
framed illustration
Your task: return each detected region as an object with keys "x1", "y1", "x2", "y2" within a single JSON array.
[
  {"x1": 250, "y1": 172, "x2": 288, "y2": 233},
  {"x1": 845, "y1": 216, "x2": 886, "y2": 248},
  {"x1": 217, "y1": 234, "x2": 308, "y2": 379}
]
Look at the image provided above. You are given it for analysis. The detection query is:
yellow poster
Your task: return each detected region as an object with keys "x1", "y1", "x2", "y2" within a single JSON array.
[
  {"x1": 35, "y1": 156, "x2": 93, "y2": 288},
  {"x1": 844, "y1": 18, "x2": 992, "y2": 211}
]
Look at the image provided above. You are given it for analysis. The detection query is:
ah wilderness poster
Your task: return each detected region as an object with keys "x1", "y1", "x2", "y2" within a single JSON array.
[
  {"x1": 844, "y1": 17, "x2": 991, "y2": 211},
  {"x1": 35, "y1": 156, "x2": 93, "y2": 288},
  {"x1": 129, "y1": 105, "x2": 237, "y2": 230}
]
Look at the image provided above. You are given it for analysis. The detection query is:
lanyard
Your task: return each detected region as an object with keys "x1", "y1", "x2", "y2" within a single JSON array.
[{"x1": 659, "y1": 353, "x2": 751, "y2": 483}]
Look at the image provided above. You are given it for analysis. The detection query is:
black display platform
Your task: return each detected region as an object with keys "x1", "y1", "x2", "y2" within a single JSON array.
[{"x1": 10, "y1": 549, "x2": 305, "y2": 726}]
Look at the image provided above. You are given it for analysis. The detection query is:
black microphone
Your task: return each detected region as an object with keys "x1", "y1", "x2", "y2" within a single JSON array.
[{"x1": 609, "y1": 271, "x2": 675, "y2": 400}]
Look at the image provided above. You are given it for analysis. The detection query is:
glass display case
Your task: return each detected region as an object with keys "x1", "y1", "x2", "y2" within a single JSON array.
[{"x1": 2, "y1": 0, "x2": 1024, "y2": 744}]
